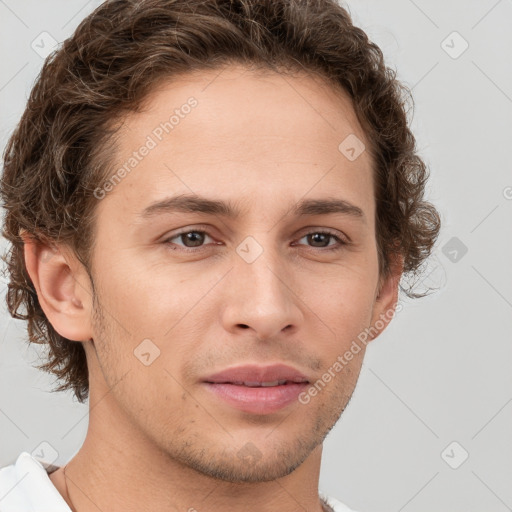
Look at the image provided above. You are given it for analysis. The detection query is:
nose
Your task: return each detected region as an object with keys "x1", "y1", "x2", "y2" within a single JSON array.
[{"x1": 220, "y1": 246, "x2": 304, "y2": 341}]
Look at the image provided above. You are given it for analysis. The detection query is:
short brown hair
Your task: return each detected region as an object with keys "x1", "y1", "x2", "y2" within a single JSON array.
[{"x1": 0, "y1": 0, "x2": 441, "y2": 403}]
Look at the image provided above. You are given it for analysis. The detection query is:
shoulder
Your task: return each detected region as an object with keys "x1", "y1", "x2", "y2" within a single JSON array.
[
  {"x1": 0, "y1": 452, "x2": 70, "y2": 511},
  {"x1": 321, "y1": 492, "x2": 361, "y2": 512}
]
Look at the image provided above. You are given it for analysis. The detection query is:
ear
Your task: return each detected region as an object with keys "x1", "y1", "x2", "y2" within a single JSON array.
[
  {"x1": 368, "y1": 252, "x2": 404, "y2": 341},
  {"x1": 21, "y1": 230, "x2": 93, "y2": 342}
]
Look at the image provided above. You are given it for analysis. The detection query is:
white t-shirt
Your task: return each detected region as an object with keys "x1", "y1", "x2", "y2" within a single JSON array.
[{"x1": 0, "y1": 452, "x2": 358, "y2": 512}]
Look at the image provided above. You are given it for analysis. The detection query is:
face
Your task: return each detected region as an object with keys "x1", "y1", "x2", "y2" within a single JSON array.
[{"x1": 80, "y1": 64, "x2": 398, "y2": 482}]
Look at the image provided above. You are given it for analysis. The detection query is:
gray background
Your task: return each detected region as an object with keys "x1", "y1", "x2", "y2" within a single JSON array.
[{"x1": 0, "y1": 1, "x2": 511, "y2": 511}]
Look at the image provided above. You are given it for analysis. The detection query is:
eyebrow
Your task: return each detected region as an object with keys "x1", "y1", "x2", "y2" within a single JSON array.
[{"x1": 139, "y1": 193, "x2": 365, "y2": 222}]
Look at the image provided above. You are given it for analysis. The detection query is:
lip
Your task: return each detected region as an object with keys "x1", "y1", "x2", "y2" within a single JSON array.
[{"x1": 202, "y1": 364, "x2": 310, "y2": 415}]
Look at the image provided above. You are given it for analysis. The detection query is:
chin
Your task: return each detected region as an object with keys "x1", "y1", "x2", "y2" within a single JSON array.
[
  {"x1": 167, "y1": 428, "x2": 326, "y2": 483},
  {"x1": 182, "y1": 452, "x2": 307, "y2": 483}
]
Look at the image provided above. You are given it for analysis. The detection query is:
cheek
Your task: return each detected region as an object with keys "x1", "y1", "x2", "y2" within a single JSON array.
[
  {"x1": 310, "y1": 272, "x2": 377, "y2": 337},
  {"x1": 296, "y1": 276, "x2": 376, "y2": 382},
  {"x1": 93, "y1": 254, "x2": 184, "y2": 334},
  {"x1": 92, "y1": 261, "x2": 214, "y2": 377}
]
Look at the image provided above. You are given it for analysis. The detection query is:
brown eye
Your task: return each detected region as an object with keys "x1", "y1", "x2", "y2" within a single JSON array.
[
  {"x1": 296, "y1": 230, "x2": 348, "y2": 251},
  {"x1": 164, "y1": 230, "x2": 215, "y2": 250},
  {"x1": 179, "y1": 231, "x2": 206, "y2": 247},
  {"x1": 307, "y1": 233, "x2": 332, "y2": 247}
]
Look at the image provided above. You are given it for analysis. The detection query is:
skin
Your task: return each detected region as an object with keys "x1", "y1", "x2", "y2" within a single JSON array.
[{"x1": 24, "y1": 64, "x2": 403, "y2": 512}]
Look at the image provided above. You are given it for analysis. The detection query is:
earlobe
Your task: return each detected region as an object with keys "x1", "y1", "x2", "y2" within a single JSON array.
[
  {"x1": 21, "y1": 231, "x2": 93, "y2": 342},
  {"x1": 368, "y1": 252, "x2": 404, "y2": 341}
]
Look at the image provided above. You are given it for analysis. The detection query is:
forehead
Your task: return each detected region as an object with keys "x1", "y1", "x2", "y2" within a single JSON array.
[
  {"x1": 96, "y1": 64, "x2": 374, "y2": 222},
  {"x1": 138, "y1": 64, "x2": 367, "y2": 146}
]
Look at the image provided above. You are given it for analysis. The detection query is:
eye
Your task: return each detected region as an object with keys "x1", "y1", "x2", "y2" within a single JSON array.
[
  {"x1": 162, "y1": 228, "x2": 348, "y2": 254},
  {"x1": 163, "y1": 229, "x2": 216, "y2": 251},
  {"x1": 295, "y1": 230, "x2": 348, "y2": 251}
]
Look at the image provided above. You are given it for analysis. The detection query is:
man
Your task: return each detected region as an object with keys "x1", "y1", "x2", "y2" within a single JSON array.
[{"x1": 0, "y1": 0, "x2": 440, "y2": 511}]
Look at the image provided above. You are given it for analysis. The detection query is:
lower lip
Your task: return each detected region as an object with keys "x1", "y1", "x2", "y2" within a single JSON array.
[{"x1": 203, "y1": 382, "x2": 309, "y2": 414}]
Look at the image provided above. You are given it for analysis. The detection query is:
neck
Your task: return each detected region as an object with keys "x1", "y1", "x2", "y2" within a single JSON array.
[{"x1": 59, "y1": 382, "x2": 327, "y2": 512}]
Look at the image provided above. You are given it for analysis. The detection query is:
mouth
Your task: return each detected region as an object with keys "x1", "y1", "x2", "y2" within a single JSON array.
[
  {"x1": 202, "y1": 364, "x2": 310, "y2": 415},
  {"x1": 206, "y1": 378, "x2": 308, "y2": 387}
]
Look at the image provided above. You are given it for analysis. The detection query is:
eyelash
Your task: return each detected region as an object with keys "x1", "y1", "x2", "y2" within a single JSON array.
[{"x1": 162, "y1": 228, "x2": 348, "y2": 253}]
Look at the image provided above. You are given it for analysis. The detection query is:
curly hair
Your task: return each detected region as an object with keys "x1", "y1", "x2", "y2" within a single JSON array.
[{"x1": 0, "y1": 0, "x2": 441, "y2": 403}]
